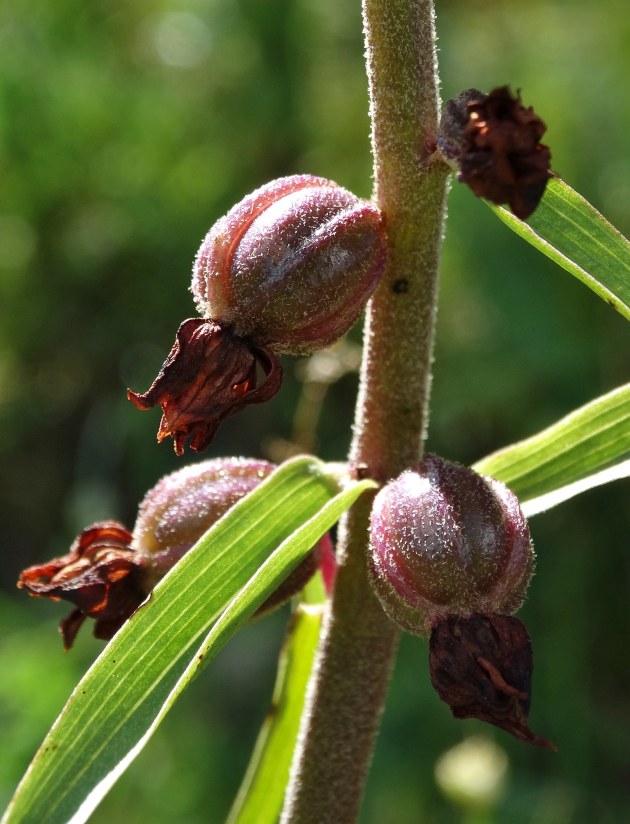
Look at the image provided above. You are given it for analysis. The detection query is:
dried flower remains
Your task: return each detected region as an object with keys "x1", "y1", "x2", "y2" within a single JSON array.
[{"x1": 438, "y1": 86, "x2": 552, "y2": 220}]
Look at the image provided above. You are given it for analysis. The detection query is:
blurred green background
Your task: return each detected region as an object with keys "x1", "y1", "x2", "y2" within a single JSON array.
[{"x1": 1, "y1": 0, "x2": 629, "y2": 821}]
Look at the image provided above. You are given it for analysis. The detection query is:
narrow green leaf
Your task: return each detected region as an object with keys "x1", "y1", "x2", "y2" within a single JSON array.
[
  {"x1": 3, "y1": 457, "x2": 375, "y2": 824},
  {"x1": 488, "y1": 177, "x2": 630, "y2": 321},
  {"x1": 226, "y1": 595, "x2": 324, "y2": 824},
  {"x1": 474, "y1": 383, "x2": 630, "y2": 514}
]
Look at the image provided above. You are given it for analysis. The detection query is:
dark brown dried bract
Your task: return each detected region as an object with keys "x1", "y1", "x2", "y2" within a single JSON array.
[
  {"x1": 438, "y1": 86, "x2": 552, "y2": 220},
  {"x1": 17, "y1": 522, "x2": 144, "y2": 650},
  {"x1": 429, "y1": 613, "x2": 555, "y2": 750},
  {"x1": 128, "y1": 318, "x2": 282, "y2": 455}
]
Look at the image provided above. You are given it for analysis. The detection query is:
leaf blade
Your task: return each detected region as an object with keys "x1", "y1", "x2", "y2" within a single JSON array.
[
  {"x1": 520, "y1": 458, "x2": 630, "y2": 518},
  {"x1": 473, "y1": 383, "x2": 630, "y2": 512},
  {"x1": 71, "y1": 477, "x2": 370, "y2": 824},
  {"x1": 488, "y1": 177, "x2": 630, "y2": 321},
  {"x1": 226, "y1": 579, "x2": 325, "y2": 824},
  {"x1": 3, "y1": 457, "x2": 374, "y2": 824}
]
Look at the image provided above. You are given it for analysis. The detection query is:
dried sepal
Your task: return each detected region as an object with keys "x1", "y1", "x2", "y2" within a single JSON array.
[
  {"x1": 438, "y1": 86, "x2": 552, "y2": 220},
  {"x1": 128, "y1": 318, "x2": 282, "y2": 455},
  {"x1": 17, "y1": 522, "x2": 144, "y2": 650},
  {"x1": 429, "y1": 614, "x2": 555, "y2": 750}
]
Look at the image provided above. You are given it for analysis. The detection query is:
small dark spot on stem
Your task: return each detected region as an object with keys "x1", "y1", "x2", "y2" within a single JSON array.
[
  {"x1": 424, "y1": 135, "x2": 438, "y2": 157},
  {"x1": 392, "y1": 278, "x2": 409, "y2": 294},
  {"x1": 350, "y1": 462, "x2": 371, "y2": 480}
]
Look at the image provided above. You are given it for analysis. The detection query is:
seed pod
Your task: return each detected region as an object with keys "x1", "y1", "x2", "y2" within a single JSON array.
[
  {"x1": 129, "y1": 175, "x2": 387, "y2": 454},
  {"x1": 368, "y1": 454, "x2": 534, "y2": 636},
  {"x1": 18, "y1": 458, "x2": 334, "y2": 649},
  {"x1": 369, "y1": 455, "x2": 549, "y2": 749},
  {"x1": 193, "y1": 175, "x2": 386, "y2": 354}
]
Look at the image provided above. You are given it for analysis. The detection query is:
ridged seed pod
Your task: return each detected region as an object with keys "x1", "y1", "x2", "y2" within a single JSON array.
[
  {"x1": 368, "y1": 454, "x2": 534, "y2": 636},
  {"x1": 193, "y1": 175, "x2": 386, "y2": 354}
]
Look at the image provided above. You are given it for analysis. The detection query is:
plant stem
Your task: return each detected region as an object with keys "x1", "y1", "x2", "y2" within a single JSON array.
[{"x1": 280, "y1": 2, "x2": 449, "y2": 822}]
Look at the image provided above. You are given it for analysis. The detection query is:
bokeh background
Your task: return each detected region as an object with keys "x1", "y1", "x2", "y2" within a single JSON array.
[{"x1": 1, "y1": 0, "x2": 629, "y2": 821}]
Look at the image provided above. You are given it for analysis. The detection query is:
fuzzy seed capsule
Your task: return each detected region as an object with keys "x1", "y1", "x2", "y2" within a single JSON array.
[
  {"x1": 129, "y1": 175, "x2": 386, "y2": 453},
  {"x1": 192, "y1": 175, "x2": 386, "y2": 354},
  {"x1": 368, "y1": 454, "x2": 534, "y2": 636},
  {"x1": 18, "y1": 458, "x2": 334, "y2": 648}
]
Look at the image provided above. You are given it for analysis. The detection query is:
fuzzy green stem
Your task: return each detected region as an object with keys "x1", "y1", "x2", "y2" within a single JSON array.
[{"x1": 280, "y1": 2, "x2": 449, "y2": 822}]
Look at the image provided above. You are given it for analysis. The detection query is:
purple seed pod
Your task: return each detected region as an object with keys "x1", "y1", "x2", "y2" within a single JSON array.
[
  {"x1": 368, "y1": 454, "x2": 534, "y2": 636},
  {"x1": 129, "y1": 175, "x2": 387, "y2": 454},
  {"x1": 133, "y1": 457, "x2": 277, "y2": 586},
  {"x1": 18, "y1": 458, "x2": 334, "y2": 649},
  {"x1": 193, "y1": 175, "x2": 387, "y2": 354}
]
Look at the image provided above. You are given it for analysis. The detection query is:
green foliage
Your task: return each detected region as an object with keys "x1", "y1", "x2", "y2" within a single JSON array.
[{"x1": 227, "y1": 576, "x2": 325, "y2": 824}]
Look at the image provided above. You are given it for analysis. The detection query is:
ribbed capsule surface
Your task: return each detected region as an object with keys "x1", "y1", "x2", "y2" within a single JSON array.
[
  {"x1": 192, "y1": 174, "x2": 387, "y2": 354},
  {"x1": 369, "y1": 454, "x2": 534, "y2": 635}
]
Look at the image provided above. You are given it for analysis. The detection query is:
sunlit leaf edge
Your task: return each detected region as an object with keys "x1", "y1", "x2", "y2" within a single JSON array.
[
  {"x1": 64, "y1": 475, "x2": 373, "y2": 824},
  {"x1": 521, "y1": 457, "x2": 630, "y2": 517},
  {"x1": 9, "y1": 457, "x2": 327, "y2": 823}
]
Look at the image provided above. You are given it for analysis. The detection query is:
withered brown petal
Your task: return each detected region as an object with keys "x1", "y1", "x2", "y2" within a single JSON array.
[
  {"x1": 18, "y1": 521, "x2": 146, "y2": 650},
  {"x1": 128, "y1": 318, "x2": 282, "y2": 455},
  {"x1": 429, "y1": 614, "x2": 556, "y2": 750},
  {"x1": 439, "y1": 86, "x2": 552, "y2": 220},
  {"x1": 60, "y1": 609, "x2": 88, "y2": 650}
]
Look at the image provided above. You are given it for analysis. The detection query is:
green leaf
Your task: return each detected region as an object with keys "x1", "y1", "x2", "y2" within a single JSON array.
[
  {"x1": 3, "y1": 457, "x2": 375, "y2": 824},
  {"x1": 226, "y1": 576, "x2": 325, "y2": 824},
  {"x1": 488, "y1": 177, "x2": 630, "y2": 321},
  {"x1": 474, "y1": 383, "x2": 630, "y2": 515}
]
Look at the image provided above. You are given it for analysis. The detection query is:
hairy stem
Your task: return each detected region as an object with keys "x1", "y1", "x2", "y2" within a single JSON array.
[{"x1": 280, "y1": 2, "x2": 449, "y2": 822}]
